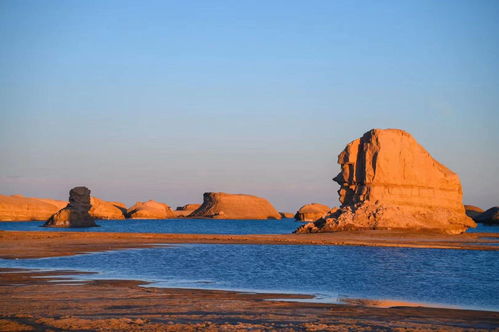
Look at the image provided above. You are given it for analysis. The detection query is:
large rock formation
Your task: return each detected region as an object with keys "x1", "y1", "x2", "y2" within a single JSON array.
[
  {"x1": 173, "y1": 204, "x2": 201, "y2": 217},
  {"x1": 473, "y1": 207, "x2": 499, "y2": 225},
  {"x1": 0, "y1": 194, "x2": 67, "y2": 221},
  {"x1": 89, "y1": 197, "x2": 127, "y2": 220},
  {"x1": 126, "y1": 200, "x2": 175, "y2": 219},
  {"x1": 296, "y1": 129, "x2": 475, "y2": 234},
  {"x1": 44, "y1": 187, "x2": 97, "y2": 227},
  {"x1": 294, "y1": 203, "x2": 331, "y2": 222},
  {"x1": 188, "y1": 192, "x2": 281, "y2": 220},
  {"x1": 464, "y1": 205, "x2": 484, "y2": 219}
]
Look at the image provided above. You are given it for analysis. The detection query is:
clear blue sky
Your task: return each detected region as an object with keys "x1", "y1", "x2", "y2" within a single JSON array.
[{"x1": 1, "y1": 0, "x2": 498, "y2": 211}]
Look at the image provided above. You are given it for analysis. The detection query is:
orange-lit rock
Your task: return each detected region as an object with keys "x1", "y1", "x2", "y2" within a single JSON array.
[
  {"x1": 279, "y1": 212, "x2": 294, "y2": 219},
  {"x1": 294, "y1": 203, "x2": 331, "y2": 222},
  {"x1": 126, "y1": 200, "x2": 175, "y2": 219},
  {"x1": 173, "y1": 204, "x2": 201, "y2": 217},
  {"x1": 296, "y1": 129, "x2": 475, "y2": 234},
  {"x1": 89, "y1": 197, "x2": 127, "y2": 220},
  {"x1": 0, "y1": 194, "x2": 67, "y2": 221},
  {"x1": 44, "y1": 187, "x2": 97, "y2": 228},
  {"x1": 189, "y1": 192, "x2": 281, "y2": 220}
]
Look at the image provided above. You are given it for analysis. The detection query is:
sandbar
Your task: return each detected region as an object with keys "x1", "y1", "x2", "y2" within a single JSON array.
[
  {"x1": 0, "y1": 230, "x2": 498, "y2": 259},
  {"x1": 0, "y1": 268, "x2": 498, "y2": 331}
]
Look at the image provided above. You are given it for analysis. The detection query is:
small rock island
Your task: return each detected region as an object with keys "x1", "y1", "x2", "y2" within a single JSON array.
[
  {"x1": 189, "y1": 192, "x2": 282, "y2": 220},
  {"x1": 44, "y1": 186, "x2": 97, "y2": 228}
]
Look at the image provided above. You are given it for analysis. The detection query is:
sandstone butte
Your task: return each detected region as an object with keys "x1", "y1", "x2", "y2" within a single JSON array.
[
  {"x1": 173, "y1": 204, "x2": 201, "y2": 217},
  {"x1": 294, "y1": 203, "x2": 332, "y2": 222},
  {"x1": 0, "y1": 194, "x2": 67, "y2": 221},
  {"x1": 188, "y1": 192, "x2": 282, "y2": 220},
  {"x1": 89, "y1": 197, "x2": 127, "y2": 220},
  {"x1": 296, "y1": 129, "x2": 476, "y2": 235},
  {"x1": 44, "y1": 186, "x2": 97, "y2": 228},
  {"x1": 464, "y1": 205, "x2": 484, "y2": 219},
  {"x1": 126, "y1": 200, "x2": 176, "y2": 219},
  {"x1": 279, "y1": 212, "x2": 294, "y2": 219}
]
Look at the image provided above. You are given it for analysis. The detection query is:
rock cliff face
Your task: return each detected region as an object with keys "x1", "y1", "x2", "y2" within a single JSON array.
[
  {"x1": 44, "y1": 187, "x2": 97, "y2": 227},
  {"x1": 126, "y1": 200, "x2": 175, "y2": 219},
  {"x1": 173, "y1": 204, "x2": 201, "y2": 217},
  {"x1": 473, "y1": 207, "x2": 499, "y2": 225},
  {"x1": 0, "y1": 195, "x2": 67, "y2": 221},
  {"x1": 188, "y1": 192, "x2": 281, "y2": 220},
  {"x1": 294, "y1": 203, "x2": 331, "y2": 222},
  {"x1": 89, "y1": 197, "x2": 127, "y2": 220},
  {"x1": 296, "y1": 129, "x2": 475, "y2": 234}
]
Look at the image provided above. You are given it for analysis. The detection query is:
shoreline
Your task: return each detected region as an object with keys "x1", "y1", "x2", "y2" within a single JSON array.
[
  {"x1": 0, "y1": 230, "x2": 498, "y2": 260},
  {"x1": 1, "y1": 267, "x2": 498, "y2": 331},
  {"x1": 1, "y1": 231, "x2": 498, "y2": 330}
]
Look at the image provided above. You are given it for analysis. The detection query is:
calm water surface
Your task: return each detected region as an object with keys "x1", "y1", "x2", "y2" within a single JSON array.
[
  {"x1": 1, "y1": 244, "x2": 498, "y2": 311},
  {"x1": 1, "y1": 219, "x2": 497, "y2": 311},
  {"x1": 0, "y1": 218, "x2": 299, "y2": 234},
  {"x1": 0, "y1": 219, "x2": 496, "y2": 234}
]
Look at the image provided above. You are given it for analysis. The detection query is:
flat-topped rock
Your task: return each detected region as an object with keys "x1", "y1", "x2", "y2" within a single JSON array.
[
  {"x1": 0, "y1": 195, "x2": 67, "y2": 221},
  {"x1": 279, "y1": 212, "x2": 294, "y2": 219},
  {"x1": 296, "y1": 129, "x2": 475, "y2": 235},
  {"x1": 173, "y1": 204, "x2": 201, "y2": 217},
  {"x1": 473, "y1": 207, "x2": 499, "y2": 225},
  {"x1": 126, "y1": 200, "x2": 175, "y2": 219},
  {"x1": 294, "y1": 203, "x2": 331, "y2": 222},
  {"x1": 188, "y1": 192, "x2": 281, "y2": 220},
  {"x1": 89, "y1": 197, "x2": 127, "y2": 220},
  {"x1": 44, "y1": 186, "x2": 97, "y2": 228}
]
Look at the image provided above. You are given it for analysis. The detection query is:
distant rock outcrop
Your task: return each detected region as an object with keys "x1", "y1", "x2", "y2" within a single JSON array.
[
  {"x1": 126, "y1": 200, "x2": 175, "y2": 219},
  {"x1": 188, "y1": 192, "x2": 281, "y2": 220},
  {"x1": 44, "y1": 187, "x2": 97, "y2": 228},
  {"x1": 89, "y1": 197, "x2": 127, "y2": 220},
  {"x1": 473, "y1": 207, "x2": 499, "y2": 225},
  {"x1": 173, "y1": 204, "x2": 201, "y2": 217},
  {"x1": 464, "y1": 205, "x2": 484, "y2": 219},
  {"x1": 294, "y1": 203, "x2": 331, "y2": 222},
  {"x1": 279, "y1": 212, "x2": 294, "y2": 219},
  {"x1": 296, "y1": 129, "x2": 475, "y2": 234},
  {"x1": 0, "y1": 195, "x2": 67, "y2": 221}
]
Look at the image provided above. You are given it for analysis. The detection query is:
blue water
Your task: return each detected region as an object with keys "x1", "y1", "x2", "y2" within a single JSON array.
[
  {"x1": 465, "y1": 223, "x2": 499, "y2": 233},
  {"x1": 0, "y1": 218, "x2": 299, "y2": 234},
  {"x1": 0, "y1": 219, "x2": 496, "y2": 234},
  {"x1": 1, "y1": 244, "x2": 498, "y2": 311}
]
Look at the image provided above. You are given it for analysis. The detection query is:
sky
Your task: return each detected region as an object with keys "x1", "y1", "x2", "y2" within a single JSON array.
[{"x1": 0, "y1": 0, "x2": 498, "y2": 211}]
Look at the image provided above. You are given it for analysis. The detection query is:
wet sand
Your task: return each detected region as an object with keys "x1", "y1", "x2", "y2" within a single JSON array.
[
  {"x1": 0, "y1": 230, "x2": 498, "y2": 259},
  {"x1": 1, "y1": 268, "x2": 498, "y2": 331},
  {"x1": 1, "y1": 230, "x2": 498, "y2": 331}
]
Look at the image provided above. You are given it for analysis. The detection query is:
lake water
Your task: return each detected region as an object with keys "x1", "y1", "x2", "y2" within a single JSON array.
[
  {"x1": 0, "y1": 219, "x2": 496, "y2": 234},
  {"x1": 1, "y1": 244, "x2": 498, "y2": 311},
  {"x1": 0, "y1": 218, "x2": 299, "y2": 234},
  {"x1": 1, "y1": 219, "x2": 497, "y2": 311}
]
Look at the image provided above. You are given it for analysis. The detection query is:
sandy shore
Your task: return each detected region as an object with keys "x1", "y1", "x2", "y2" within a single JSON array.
[
  {"x1": 1, "y1": 230, "x2": 498, "y2": 330},
  {"x1": 1, "y1": 268, "x2": 498, "y2": 331},
  {"x1": 0, "y1": 230, "x2": 498, "y2": 259}
]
